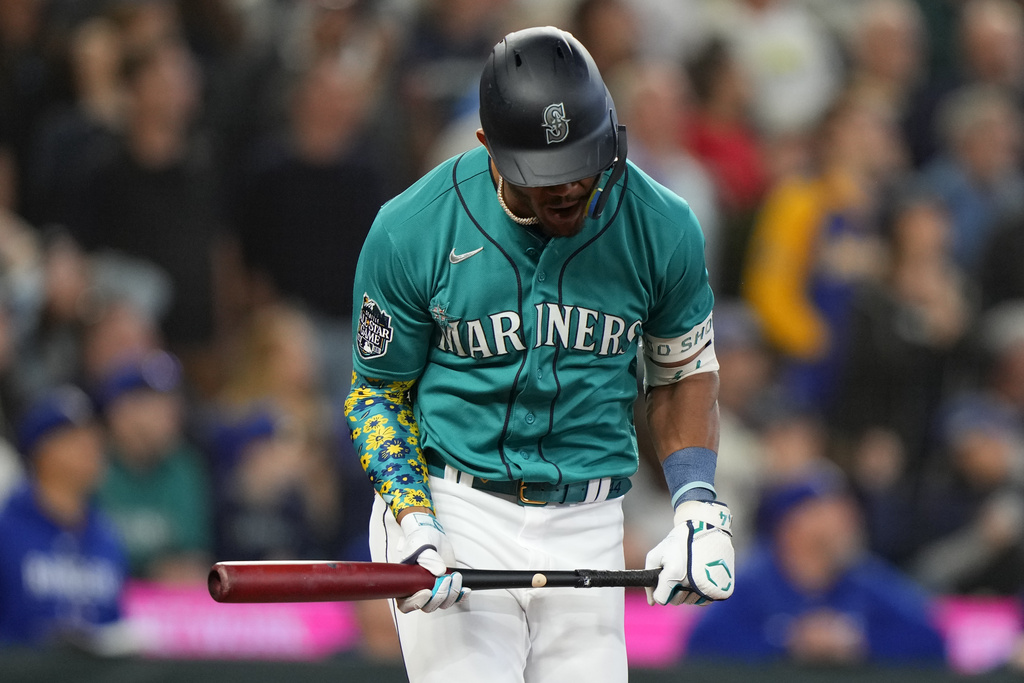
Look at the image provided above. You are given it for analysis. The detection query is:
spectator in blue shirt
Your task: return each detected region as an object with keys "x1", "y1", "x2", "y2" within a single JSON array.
[
  {"x1": 686, "y1": 467, "x2": 946, "y2": 665},
  {"x1": 0, "y1": 386, "x2": 132, "y2": 653}
]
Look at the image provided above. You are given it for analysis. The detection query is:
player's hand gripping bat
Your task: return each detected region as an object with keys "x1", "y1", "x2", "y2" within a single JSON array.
[{"x1": 208, "y1": 561, "x2": 661, "y2": 603}]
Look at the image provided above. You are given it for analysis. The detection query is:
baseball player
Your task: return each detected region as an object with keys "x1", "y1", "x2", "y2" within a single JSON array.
[{"x1": 345, "y1": 26, "x2": 735, "y2": 682}]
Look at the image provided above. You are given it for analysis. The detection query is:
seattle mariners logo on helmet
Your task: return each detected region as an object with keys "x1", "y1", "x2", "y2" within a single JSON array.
[{"x1": 543, "y1": 103, "x2": 570, "y2": 144}]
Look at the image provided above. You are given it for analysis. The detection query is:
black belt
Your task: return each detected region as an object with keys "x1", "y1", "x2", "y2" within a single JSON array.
[{"x1": 425, "y1": 452, "x2": 631, "y2": 506}]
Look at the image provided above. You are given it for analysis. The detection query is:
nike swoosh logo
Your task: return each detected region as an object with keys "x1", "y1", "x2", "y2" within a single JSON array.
[{"x1": 449, "y1": 247, "x2": 484, "y2": 264}]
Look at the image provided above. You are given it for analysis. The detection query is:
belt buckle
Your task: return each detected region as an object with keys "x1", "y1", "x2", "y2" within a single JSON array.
[{"x1": 517, "y1": 481, "x2": 547, "y2": 506}]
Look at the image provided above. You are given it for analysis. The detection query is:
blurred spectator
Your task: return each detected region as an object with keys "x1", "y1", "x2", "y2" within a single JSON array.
[
  {"x1": 906, "y1": 0, "x2": 1024, "y2": 167},
  {"x1": 0, "y1": 148, "x2": 46, "y2": 415},
  {"x1": 210, "y1": 302, "x2": 348, "y2": 560},
  {"x1": 93, "y1": 350, "x2": 213, "y2": 583},
  {"x1": 11, "y1": 231, "x2": 167, "y2": 403},
  {"x1": 703, "y1": 0, "x2": 846, "y2": 178},
  {"x1": 0, "y1": 385, "x2": 134, "y2": 654},
  {"x1": 275, "y1": 0, "x2": 396, "y2": 86},
  {"x1": 208, "y1": 406, "x2": 337, "y2": 561},
  {"x1": 909, "y1": 395, "x2": 1024, "y2": 595},
  {"x1": 685, "y1": 35, "x2": 768, "y2": 217},
  {"x1": 956, "y1": 0, "x2": 1024, "y2": 95},
  {"x1": 569, "y1": 0, "x2": 638, "y2": 79},
  {"x1": 105, "y1": 0, "x2": 182, "y2": 56},
  {"x1": 220, "y1": 0, "x2": 400, "y2": 186},
  {"x1": 0, "y1": 0, "x2": 63, "y2": 212},
  {"x1": 10, "y1": 230, "x2": 92, "y2": 407},
  {"x1": 217, "y1": 302, "x2": 333, "y2": 439},
  {"x1": 72, "y1": 36, "x2": 226, "y2": 393},
  {"x1": 687, "y1": 468, "x2": 946, "y2": 666},
  {"x1": 684, "y1": 36, "x2": 769, "y2": 297},
  {"x1": 24, "y1": 16, "x2": 124, "y2": 227},
  {"x1": 0, "y1": 143, "x2": 40, "y2": 296},
  {"x1": 828, "y1": 189, "x2": 973, "y2": 561},
  {"x1": 963, "y1": 301, "x2": 1024, "y2": 425},
  {"x1": 847, "y1": 0, "x2": 926, "y2": 98},
  {"x1": 0, "y1": 298, "x2": 22, "y2": 502},
  {"x1": 392, "y1": 0, "x2": 510, "y2": 181},
  {"x1": 80, "y1": 296, "x2": 163, "y2": 387},
  {"x1": 612, "y1": 60, "x2": 722, "y2": 288},
  {"x1": 621, "y1": 0, "x2": 708, "y2": 64},
  {"x1": 917, "y1": 83, "x2": 1024, "y2": 273},
  {"x1": 741, "y1": 86, "x2": 905, "y2": 410},
  {"x1": 234, "y1": 56, "x2": 386, "y2": 400},
  {"x1": 753, "y1": 393, "x2": 832, "y2": 487},
  {"x1": 845, "y1": 0, "x2": 929, "y2": 162},
  {"x1": 979, "y1": 213, "x2": 1024, "y2": 311}
]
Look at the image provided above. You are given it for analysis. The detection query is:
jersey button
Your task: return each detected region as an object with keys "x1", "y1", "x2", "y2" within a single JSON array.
[
  {"x1": 526, "y1": 248, "x2": 538, "y2": 257},
  {"x1": 537, "y1": 271, "x2": 546, "y2": 282},
  {"x1": 525, "y1": 413, "x2": 535, "y2": 424}
]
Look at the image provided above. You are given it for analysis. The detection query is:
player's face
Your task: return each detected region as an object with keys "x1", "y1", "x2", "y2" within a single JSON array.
[{"x1": 503, "y1": 175, "x2": 600, "y2": 238}]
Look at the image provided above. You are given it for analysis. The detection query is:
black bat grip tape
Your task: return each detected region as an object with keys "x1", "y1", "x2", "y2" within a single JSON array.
[
  {"x1": 456, "y1": 568, "x2": 662, "y2": 590},
  {"x1": 576, "y1": 568, "x2": 661, "y2": 588}
]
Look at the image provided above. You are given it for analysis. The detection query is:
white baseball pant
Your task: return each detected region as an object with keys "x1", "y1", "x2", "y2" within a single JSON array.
[{"x1": 369, "y1": 473, "x2": 628, "y2": 683}]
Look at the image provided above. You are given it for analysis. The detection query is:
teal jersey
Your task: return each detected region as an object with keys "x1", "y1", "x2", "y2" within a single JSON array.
[{"x1": 352, "y1": 145, "x2": 713, "y2": 485}]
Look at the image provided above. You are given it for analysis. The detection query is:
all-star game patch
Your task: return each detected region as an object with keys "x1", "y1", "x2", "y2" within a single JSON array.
[{"x1": 357, "y1": 294, "x2": 393, "y2": 359}]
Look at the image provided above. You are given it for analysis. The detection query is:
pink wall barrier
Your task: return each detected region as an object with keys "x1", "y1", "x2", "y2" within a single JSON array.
[
  {"x1": 121, "y1": 581, "x2": 361, "y2": 659},
  {"x1": 122, "y1": 581, "x2": 1022, "y2": 672}
]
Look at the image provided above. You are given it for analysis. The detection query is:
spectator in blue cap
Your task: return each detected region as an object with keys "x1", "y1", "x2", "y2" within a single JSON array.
[
  {"x1": 0, "y1": 385, "x2": 133, "y2": 652},
  {"x1": 908, "y1": 394, "x2": 1024, "y2": 596},
  {"x1": 209, "y1": 405, "x2": 336, "y2": 561},
  {"x1": 687, "y1": 466, "x2": 946, "y2": 666},
  {"x1": 93, "y1": 350, "x2": 214, "y2": 583}
]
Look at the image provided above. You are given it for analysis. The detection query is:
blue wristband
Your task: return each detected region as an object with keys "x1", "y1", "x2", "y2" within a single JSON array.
[{"x1": 662, "y1": 447, "x2": 717, "y2": 508}]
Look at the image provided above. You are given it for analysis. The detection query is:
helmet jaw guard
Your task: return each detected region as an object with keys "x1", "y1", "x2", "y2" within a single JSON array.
[{"x1": 479, "y1": 26, "x2": 625, "y2": 199}]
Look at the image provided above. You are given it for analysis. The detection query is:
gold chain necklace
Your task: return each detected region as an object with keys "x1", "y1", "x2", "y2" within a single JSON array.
[{"x1": 497, "y1": 176, "x2": 539, "y2": 226}]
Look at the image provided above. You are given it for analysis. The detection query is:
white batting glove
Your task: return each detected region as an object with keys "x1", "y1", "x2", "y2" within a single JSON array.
[
  {"x1": 645, "y1": 500, "x2": 735, "y2": 606},
  {"x1": 397, "y1": 512, "x2": 469, "y2": 613}
]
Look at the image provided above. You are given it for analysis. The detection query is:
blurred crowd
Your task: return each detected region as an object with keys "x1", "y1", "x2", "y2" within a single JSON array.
[{"x1": 1, "y1": 0, "x2": 1024, "y2": 668}]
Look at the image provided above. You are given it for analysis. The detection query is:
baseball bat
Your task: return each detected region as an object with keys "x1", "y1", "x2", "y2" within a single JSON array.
[{"x1": 208, "y1": 561, "x2": 661, "y2": 603}]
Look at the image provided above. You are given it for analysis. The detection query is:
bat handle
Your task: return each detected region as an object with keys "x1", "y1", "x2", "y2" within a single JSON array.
[
  {"x1": 576, "y1": 568, "x2": 661, "y2": 588},
  {"x1": 454, "y1": 567, "x2": 661, "y2": 590}
]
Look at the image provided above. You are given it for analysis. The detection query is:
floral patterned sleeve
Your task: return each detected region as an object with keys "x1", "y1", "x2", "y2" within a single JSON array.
[{"x1": 344, "y1": 372, "x2": 434, "y2": 517}]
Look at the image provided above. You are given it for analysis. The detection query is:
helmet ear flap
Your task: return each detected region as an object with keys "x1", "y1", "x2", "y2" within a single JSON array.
[{"x1": 587, "y1": 124, "x2": 628, "y2": 219}]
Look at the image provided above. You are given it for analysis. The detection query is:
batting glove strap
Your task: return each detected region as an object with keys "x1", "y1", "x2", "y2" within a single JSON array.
[
  {"x1": 673, "y1": 500, "x2": 733, "y2": 531},
  {"x1": 645, "y1": 501, "x2": 735, "y2": 607},
  {"x1": 398, "y1": 572, "x2": 470, "y2": 614}
]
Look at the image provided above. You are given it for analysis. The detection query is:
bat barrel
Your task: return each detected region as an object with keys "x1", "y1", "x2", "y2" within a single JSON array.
[{"x1": 209, "y1": 561, "x2": 436, "y2": 603}]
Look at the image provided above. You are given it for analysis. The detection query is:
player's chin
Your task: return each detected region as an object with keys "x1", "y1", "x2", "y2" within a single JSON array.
[{"x1": 539, "y1": 203, "x2": 588, "y2": 238}]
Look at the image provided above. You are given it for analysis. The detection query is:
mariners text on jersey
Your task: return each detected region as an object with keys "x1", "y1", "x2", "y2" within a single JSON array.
[{"x1": 433, "y1": 304, "x2": 640, "y2": 358}]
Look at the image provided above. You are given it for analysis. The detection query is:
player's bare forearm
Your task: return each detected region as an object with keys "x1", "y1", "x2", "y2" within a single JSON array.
[
  {"x1": 645, "y1": 371, "x2": 720, "y2": 463},
  {"x1": 396, "y1": 506, "x2": 433, "y2": 522}
]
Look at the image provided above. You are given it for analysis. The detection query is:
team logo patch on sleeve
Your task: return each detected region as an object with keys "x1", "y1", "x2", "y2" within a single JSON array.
[{"x1": 357, "y1": 294, "x2": 394, "y2": 359}]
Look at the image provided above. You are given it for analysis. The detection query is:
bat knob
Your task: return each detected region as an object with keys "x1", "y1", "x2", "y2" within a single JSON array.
[{"x1": 208, "y1": 564, "x2": 229, "y2": 602}]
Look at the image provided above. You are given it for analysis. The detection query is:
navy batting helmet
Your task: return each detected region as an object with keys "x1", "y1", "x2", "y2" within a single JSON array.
[{"x1": 479, "y1": 26, "x2": 627, "y2": 217}]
